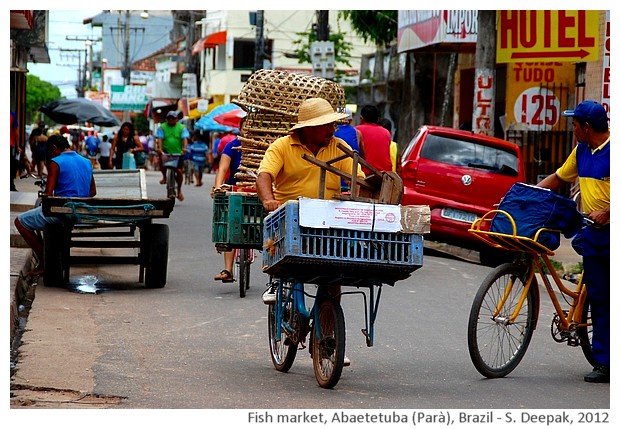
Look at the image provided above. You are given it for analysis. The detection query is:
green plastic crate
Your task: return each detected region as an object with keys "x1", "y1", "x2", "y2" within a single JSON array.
[{"x1": 212, "y1": 192, "x2": 265, "y2": 249}]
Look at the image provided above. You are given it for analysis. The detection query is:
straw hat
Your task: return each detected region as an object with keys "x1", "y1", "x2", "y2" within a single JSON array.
[{"x1": 290, "y1": 98, "x2": 348, "y2": 131}]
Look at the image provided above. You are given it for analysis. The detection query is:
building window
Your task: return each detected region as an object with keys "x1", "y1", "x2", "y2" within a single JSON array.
[{"x1": 233, "y1": 38, "x2": 272, "y2": 70}]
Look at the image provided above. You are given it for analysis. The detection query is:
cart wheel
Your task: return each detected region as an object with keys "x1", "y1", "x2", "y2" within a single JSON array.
[
  {"x1": 43, "y1": 223, "x2": 69, "y2": 288},
  {"x1": 145, "y1": 224, "x2": 169, "y2": 288}
]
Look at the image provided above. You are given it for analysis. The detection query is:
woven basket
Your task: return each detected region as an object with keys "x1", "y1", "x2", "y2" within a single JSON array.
[
  {"x1": 234, "y1": 69, "x2": 346, "y2": 116},
  {"x1": 244, "y1": 111, "x2": 296, "y2": 134}
]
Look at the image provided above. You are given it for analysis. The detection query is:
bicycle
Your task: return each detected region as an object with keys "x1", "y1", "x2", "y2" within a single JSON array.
[
  {"x1": 233, "y1": 247, "x2": 254, "y2": 298},
  {"x1": 160, "y1": 153, "x2": 183, "y2": 199},
  {"x1": 467, "y1": 209, "x2": 594, "y2": 378},
  {"x1": 20, "y1": 172, "x2": 47, "y2": 207},
  {"x1": 212, "y1": 189, "x2": 264, "y2": 298},
  {"x1": 263, "y1": 200, "x2": 424, "y2": 388}
]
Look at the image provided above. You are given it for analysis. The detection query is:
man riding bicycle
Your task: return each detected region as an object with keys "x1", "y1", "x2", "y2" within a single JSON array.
[{"x1": 155, "y1": 110, "x2": 189, "y2": 201}]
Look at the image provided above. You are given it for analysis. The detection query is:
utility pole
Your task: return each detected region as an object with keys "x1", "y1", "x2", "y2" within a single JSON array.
[
  {"x1": 316, "y1": 10, "x2": 329, "y2": 41},
  {"x1": 253, "y1": 10, "x2": 264, "y2": 71},
  {"x1": 122, "y1": 10, "x2": 132, "y2": 123},
  {"x1": 66, "y1": 36, "x2": 102, "y2": 90},
  {"x1": 59, "y1": 48, "x2": 88, "y2": 97},
  {"x1": 311, "y1": 11, "x2": 334, "y2": 79},
  {"x1": 472, "y1": 10, "x2": 497, "y2": 136},
  {"x1": 123, "y1": 10, "x2": 131, "y2": 86}
]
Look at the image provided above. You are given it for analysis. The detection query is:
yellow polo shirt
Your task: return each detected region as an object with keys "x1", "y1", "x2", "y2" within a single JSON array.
[{"x1": 258, "y1": 134, "x2": 365, "y2": 202}]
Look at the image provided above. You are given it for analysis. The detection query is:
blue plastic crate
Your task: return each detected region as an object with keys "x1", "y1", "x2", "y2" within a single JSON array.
[{"x1": 262, "y1": 200, "x2": 424, "y2": 286}]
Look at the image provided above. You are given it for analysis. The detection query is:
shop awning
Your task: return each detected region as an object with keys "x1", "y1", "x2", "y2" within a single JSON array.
[{"x1": 192, "y1": 31, "x2": 227, "y2": 55}]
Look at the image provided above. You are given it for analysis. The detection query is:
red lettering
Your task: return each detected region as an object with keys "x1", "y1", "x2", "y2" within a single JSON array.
[
  {"x1": 557, "y1": 11, "x2": 575, "y2": 48},
  {"x1": 499, "y1": 11, "x2": 519, "y2": 49},
  {"x1": 577, "y1": 10, "x2": 595, "y2": 47},
  {"x1": 520, "y1": 10, "x2": 537, "y2": 48},
  {"x1": 543, "y1": 11, "x2": 551, "y2": 47},
  {"x1": 604, "y1": 68, "x2": 610, "y2": 82},
  {"x1": 477, "y1": 75, "x2": 493, "y2": 89},
  {"x1": 603, "y1": 83, "x2": 610, "y2": 99}
]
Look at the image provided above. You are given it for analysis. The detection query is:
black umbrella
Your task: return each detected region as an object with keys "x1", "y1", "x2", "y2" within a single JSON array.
[{"x1": 39, "y1": 98, "x2": 120, "y2": 127}]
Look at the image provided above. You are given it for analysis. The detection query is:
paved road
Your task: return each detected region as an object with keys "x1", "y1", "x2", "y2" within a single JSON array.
[{"x1": 9, "y1": 170, "x2": 610, "y2": 425}]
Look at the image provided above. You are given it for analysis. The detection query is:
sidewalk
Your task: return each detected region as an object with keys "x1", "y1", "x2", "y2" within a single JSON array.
[{"x1": 9, "y1": 177, "x2": 40, "y2": 346}]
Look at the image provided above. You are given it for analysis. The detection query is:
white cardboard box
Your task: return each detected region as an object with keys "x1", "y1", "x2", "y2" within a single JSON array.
[{"x1": 298, "y1": 198, "x2": 430, "y2": 234}]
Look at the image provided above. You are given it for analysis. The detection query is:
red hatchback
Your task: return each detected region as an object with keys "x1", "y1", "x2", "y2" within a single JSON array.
[{"x1": 399, "y1": 126, "x2": 525, "y2": 265}]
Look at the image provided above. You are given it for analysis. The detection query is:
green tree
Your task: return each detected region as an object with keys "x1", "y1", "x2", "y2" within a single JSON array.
[
  {"x1": 26, "y1": 74, "x2": 63, "y2": 125},
  {"x1": 292, "y1": 16, "x2": 353, "y2": 82},
  {"x1": 338, "y1": 11, "x2": 398, "y2": 47},
  {"x1": 293, "y1": 31, "x2": 353, "y2": 68}
]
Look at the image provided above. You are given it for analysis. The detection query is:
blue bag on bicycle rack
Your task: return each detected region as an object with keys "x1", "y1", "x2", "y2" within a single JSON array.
[{"x1": 490, "y1": 182, "x2": 584, "y2": 250}]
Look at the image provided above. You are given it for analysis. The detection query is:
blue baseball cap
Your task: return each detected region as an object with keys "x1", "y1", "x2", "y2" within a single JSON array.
[{"x1": 562, "y1": 100, "x2": 608, "y2": 126}]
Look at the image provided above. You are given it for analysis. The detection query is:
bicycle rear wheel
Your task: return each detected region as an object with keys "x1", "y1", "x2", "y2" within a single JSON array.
[
  {"x1": 268, "y1": 282, "x2": 297, "y2": 372},
  {"x1": 238, "y1": 249, "x2": 251, "y2": 298},
  {"x1": 468, "y1": 262, "x2": 539, "y2": 378},
  {"x1": 312, "y1": 297, "x2": 346, "y2": 389}
]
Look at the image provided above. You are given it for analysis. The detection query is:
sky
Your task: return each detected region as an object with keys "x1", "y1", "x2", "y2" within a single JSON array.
[{"x1": 27, "y1": 10, "x2": 103, "y2": 98}]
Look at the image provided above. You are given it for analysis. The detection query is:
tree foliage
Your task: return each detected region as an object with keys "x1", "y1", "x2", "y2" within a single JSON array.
[
  {"x1": 26, "y1": 75, "x2": 63, "y2": 125},
  {"x1": 292, "y1": 30, "x2": 353, "y2": 68},
  {"x1": 338, "y1": 11, "x2": 398, "y2": 47}
]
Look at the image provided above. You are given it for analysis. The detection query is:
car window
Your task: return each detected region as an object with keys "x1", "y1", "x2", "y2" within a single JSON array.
[
  {"x1": 400, "y1": 129, "x2": 421, "y2": 161},
  {"x1": 420, "y1": 134, "x2": 519, "y2": 176}
]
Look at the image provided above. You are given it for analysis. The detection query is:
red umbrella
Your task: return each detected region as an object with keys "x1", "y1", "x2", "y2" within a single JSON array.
[{"x1": 213, "y1": 109, "x2": 246, "y2": 129}]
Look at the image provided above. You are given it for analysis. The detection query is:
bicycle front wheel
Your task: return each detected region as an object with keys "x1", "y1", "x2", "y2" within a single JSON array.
[
  {"x1": 468, "y1": 263, "x2": 539, "y2": 378},
  {"x1": 166, "y1": 168, "x2": 176, "y2": 199},
  {"x1": 576, "y1": 296, "x2": 596, "y2": 367},
  {"x1": 238, "y1": 249, "x2": 251, "y2": 298},
  {"x1": 312, "y1": 297, "x2": 346, "y2": 389},
  {"x1": 268, "y1": 282, "x2": 297, "y2": 372}
]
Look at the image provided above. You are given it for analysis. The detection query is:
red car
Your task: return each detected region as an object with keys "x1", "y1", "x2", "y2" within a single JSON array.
[{"x1": 399, "y1": 125, "x2": 525, "y2": 266}]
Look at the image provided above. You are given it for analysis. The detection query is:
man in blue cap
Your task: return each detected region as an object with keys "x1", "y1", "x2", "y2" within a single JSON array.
[{"x1": 537, "y1": 100, "x2": 610, "y2": 383}]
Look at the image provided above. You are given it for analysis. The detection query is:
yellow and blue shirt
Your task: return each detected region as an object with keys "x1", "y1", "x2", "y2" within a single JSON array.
[{"x1": 556, "y1": 138, "x2": 610, "y2": 217}]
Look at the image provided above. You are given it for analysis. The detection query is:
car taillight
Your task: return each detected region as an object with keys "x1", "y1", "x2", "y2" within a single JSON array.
[{"x1": 400, "y1": 160, "x2": 418, "y2": 181}]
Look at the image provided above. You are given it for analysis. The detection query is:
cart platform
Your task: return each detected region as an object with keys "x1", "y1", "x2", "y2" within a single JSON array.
[{"x1": 39, "y1": 169, "x2": 174, "y2": 289}]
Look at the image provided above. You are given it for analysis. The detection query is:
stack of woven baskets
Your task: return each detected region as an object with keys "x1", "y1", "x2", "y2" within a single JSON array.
[{"x1": 231, "y1": 69, "x2": 346, "y2": 190}]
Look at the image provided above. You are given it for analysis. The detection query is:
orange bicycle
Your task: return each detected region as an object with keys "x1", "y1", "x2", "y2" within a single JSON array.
[{"x1": 466, "y1": 209, "x2": 594, "y2": 378}]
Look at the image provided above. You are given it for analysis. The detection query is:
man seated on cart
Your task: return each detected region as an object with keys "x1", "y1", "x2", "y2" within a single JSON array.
[
  {"x1": 256, "y1": 97, "x2": 366, "y2": 365},
  {"x1": 14, "y1": 134, "x2": 97, "y2": 277}
]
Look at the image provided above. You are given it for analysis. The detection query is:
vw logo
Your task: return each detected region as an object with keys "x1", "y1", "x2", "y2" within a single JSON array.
[{"x1": 461, "y1": 175, "x2": 473, "y2": 186}]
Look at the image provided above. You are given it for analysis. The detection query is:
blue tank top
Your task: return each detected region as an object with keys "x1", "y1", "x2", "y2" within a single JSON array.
[
  {"x1": 52, "y1": 151, "x2": 93, "y2": 197},
  {"x1": 334, "y1": 124, "x2": 359, "y2": 152}
]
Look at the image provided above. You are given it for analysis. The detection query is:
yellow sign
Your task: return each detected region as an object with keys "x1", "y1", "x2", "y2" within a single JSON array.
[
  {"x1": 505, "y1": 62, "x2": 575, "y2": 130},
  {"x1": 496, "y1": 10, "x2": 599, "y2": 63}
]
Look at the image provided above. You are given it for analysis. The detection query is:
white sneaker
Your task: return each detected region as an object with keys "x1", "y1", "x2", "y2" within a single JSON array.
[
  {"x1": 262, "y1": 286, "x2": 276, "y2": 304},
  {"x1": 343, "y1": 355, "x2": 351, "y2": 366}
]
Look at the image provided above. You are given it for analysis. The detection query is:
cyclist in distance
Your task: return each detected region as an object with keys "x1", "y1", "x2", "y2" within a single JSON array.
[
  {"x1": 155, "y1": 110, "x2": 189, "y2": 201},
  {"x1": 537, "y1": 100, "x2": 610, "y2": 384}
]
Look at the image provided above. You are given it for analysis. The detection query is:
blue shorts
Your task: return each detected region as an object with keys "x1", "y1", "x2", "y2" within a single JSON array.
[{"x1": 17, "y1": 206, "x2": 62, "y2": 231}]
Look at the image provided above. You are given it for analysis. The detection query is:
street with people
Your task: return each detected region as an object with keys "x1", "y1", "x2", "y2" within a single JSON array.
[
  {"x1": 9, "y1": 9, "x2": 610, "y2": 423},
  {"x1": 10, "y1": 170, "x2": 609, "y2": 410}
]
